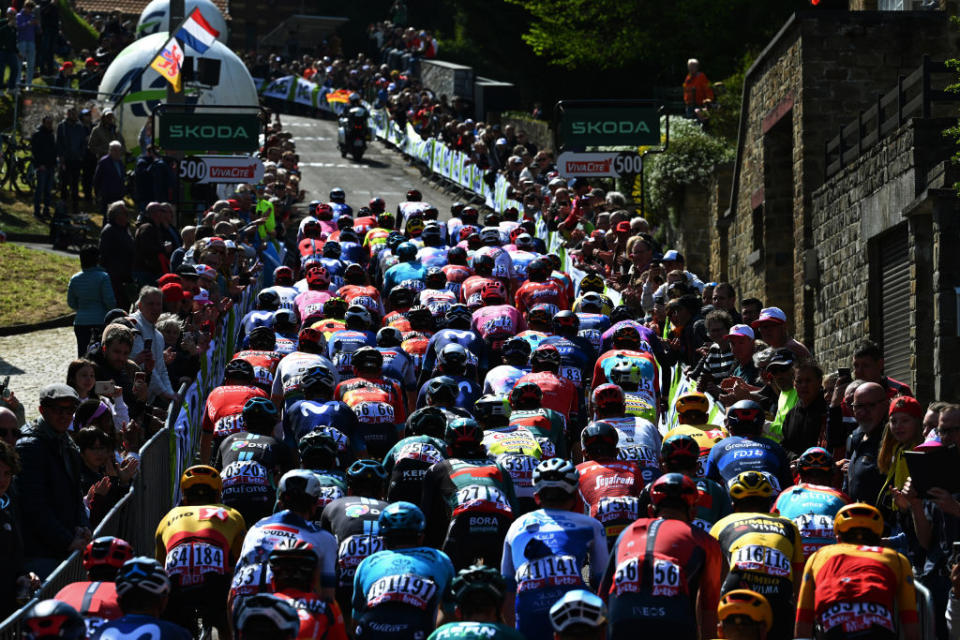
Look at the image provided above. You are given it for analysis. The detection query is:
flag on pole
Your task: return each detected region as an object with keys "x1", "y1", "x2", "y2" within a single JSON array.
[
  {"x1": 150, "y1": 37, "x2": 184, "y2": 92},
  {"x1": 176, "y1": 8, "x2": 219, "y2": 54}
]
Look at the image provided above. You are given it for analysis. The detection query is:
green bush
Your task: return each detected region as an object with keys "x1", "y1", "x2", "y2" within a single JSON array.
[{"x1": 57, "y1": 0, "x2": 99, "y2": 52}]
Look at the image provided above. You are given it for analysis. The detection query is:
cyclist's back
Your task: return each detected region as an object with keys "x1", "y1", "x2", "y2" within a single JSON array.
[
  {"x1": 383, "y1": 433, "x2": 447, "y2": 504},
  {"x1": 216, "y1": 431, "x2": 294, "y2": 525},
  {"x1": 92, "y1": 613, "x2": 191, "y2": 640},
  {"x1": 428, "y1": 622, "x2": 525, "y2": 640},
  {"x1": 54, "y1": 581, "x2": 122, "y2": 636},
  {"x1": 704, "y1": 433, "x2": 791, "y2": 489},
  {"x1": 273, "y1": 589, "x2": 348, "y2": 640},
  {"x1": 774, "y1": 482, "x2": 849, "y2": 558},
  {"x1": 155, "y1": 503, "x2": 246, "y2": 590}
]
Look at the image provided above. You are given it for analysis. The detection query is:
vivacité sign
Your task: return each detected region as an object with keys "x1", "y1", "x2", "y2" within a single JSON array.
[{"x1": 158, "y1": 112, "x2": 260, "y2": 152}]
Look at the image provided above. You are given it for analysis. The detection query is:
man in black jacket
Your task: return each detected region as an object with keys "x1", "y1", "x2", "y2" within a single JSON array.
[
  {"x1": 99, "y1": 201, "x2": 136, "y2": 309},
  {"x1": 56, "y1": 107, "x2": 88, "y2": 214},
  {"x1": 30, "y1": 115, "x2": 56, "y2": 218},
  {"x1": 14, "y1": 384, "x2": 91, "y2": 578}
]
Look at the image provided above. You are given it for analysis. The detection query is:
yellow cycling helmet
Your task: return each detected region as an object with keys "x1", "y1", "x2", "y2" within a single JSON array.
[
  {"x1": 181, "y1": 465, "x2": 223, "y2": 494},
  {"x1": 727, "y1": 471, "x2": 774, "y2": 502},
  {"x1": 405, "y1": 216, "x2": 425, "y2": 236},
  {"x1": 675, "y1": 392, "x2": 710, "y2": 416},
  {"x1": 718, "y1": 589, "x2": 773, "y2": 632},
  {"x1": 834, "y1": 502, "x2": 883, "y2": 537}
]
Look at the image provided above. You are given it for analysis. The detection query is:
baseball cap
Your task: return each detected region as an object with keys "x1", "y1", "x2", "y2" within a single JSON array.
[
  {"x1": 193, "y1": 288, "x2": 211, "y2": 304},
  {"x1": 157, "y1": 273, "x2": 181, "y2": 288},
  {"x1": 889, "y1": 395, "x2": 923, "y2": 420},
  {"x1": 60, "y1": 61, "x2": 73, "y2": 70},
  {"x1": 205, "y1": 237, "x2": 226, "y2": 249},
  {"x1": 751, "y1": 307, "x2": 787, "y2": 327},
  {"x1": 161, "y1": 283, "x2": 189, "y2": 303},
  {"x1": 615, "y1": 221, "x2": 631, "y2": 233},
  {"x1": 39, "y1": 384, "x2": 80, "y2": 405},
  {"x1": 85, "y1": 57, "x2": 98, "y2": 66},
  {"x1": 765, "y1": 348, "x2": 795, "y2": 370},
  {"x1": 662, "y1": 249, "x2": 683, "y2": 262},
  {"x1": 726, "y1": 324, "x2": 755, "y2": 340},
  {"x1": 102, "y1": 108, "x2": 113, "y2": 117},
  {"x1": 176, "y1": 264, "x2": 199, "y2": 280},
  {"x1": 195, "y1": 265, "x2": 217, "y2": 281}
]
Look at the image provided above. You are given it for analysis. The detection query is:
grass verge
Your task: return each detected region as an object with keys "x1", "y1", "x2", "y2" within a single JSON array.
[
  {"x1": 0, "y1": 242, "x2": 77, "y2": 327},
  {"x1": 0, "y1": 191, "x2": 49, "y2": 236}
]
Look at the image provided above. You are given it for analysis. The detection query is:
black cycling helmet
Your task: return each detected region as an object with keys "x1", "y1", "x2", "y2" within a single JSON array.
[
  {"x1": 234, "y1": 594, "x2": 300, "y2": 640},
  {"x1": 247, "y1": 326, "x2": 277, "y2": 351},
  {"x1": 257, "y1": 290, "x2": 281, "y2": 311},
  {"x1": 580, "y1": 421, "x2": 619, "y2": 456},
  {"x1": 369, "y1": 197, "x2": 386, "y2": 214},
  {"x1": 115, "y1": 557, "x2": 171, "y2": 598},
  {"x1": 649, "y1": 473, "x2": 699, "y2": 508},
  {"x1": 474, "y1": 395, "x2": 510, "y2": 426},
  {"x1": 23, "y1": 600, "x2": 86, "y2": 640},
  {"x1": 425, "y1": 376, "x2": 458, "y2": 406},
  {"x1": 451, "y1": 202, "x2": 465, "y2": 217},
  {"x1": 552, "y1": 310, "x2": 580, "y2": 335},
  {"x1": 444, "y1": 418, "x2": 483, "y2": 451},
  {"x1": 797, "y1": 447, "x2": 834, "y2": 474},
  {"x1": 300, "y1": 364, "x2": 337, "y2": 397},
  {"x1": 322, "y1": 296, "x2": 348, "y2": 318},
  {"x1": 224, "y1": 358, "x2": 255, "y2": 384},
  {"x1": 444, "y1": 303, "x2": 472, "y2": 329},
  {"x1": 377, "y1": 212, "x2": 395, "y2": 228},
  {"x1": 352, "y1": 346, "x2": 384, "y2": 374},
  {"x1": 726, "y1": 400, "x2": 765, "y2": 435},
  {"x1": 501, "y1": 336, "x2": 532, "y2": 364},
  {"x1": 451, "y1": 564, "x2": 507, "y2": 607},
  {"x1": 425, "y1": 266, "x2": 447, "y2": 289},
  {"x1": 612, "y1": 324, "x2": 641, "y2": 349},
  {"x1": 388, "y1": 286, "x2": 415, "y2": 309},
  {"x1": 447, "y1": 246, "x2": 468, "y2": 265},
  {"x1": 407, "y1": 406, "x2": 448, "y2": 438},
  {"x1": 438, "y1": 343, "x2": 469, "y2": 376},
  {"x1": 336, "y1": 216, "x2": 355, "y2": 231},
  {"x1": 346, "y1": 459, "x2": 387, "y2": 488},
  {"x1": 526, "y1": 258, "x2": 550, "y2": 282},
  {"x1": 509, "y1": 381, "x2": 542, "y2": 409},
  {"x1": 322, "y1": 240, "x2": 342, "y2": 259},
  {"x1": 386, "y1": 231, "x2": 406, "y2": 252},
  {"x1": 610, "y1": 305, "x2": 635, "y2": 324},
  {"x1": 242, "y1": 397, "x2": 278, "y2": 432},
  {"x1": 377, "y1": 326, "x2": 404, "y2": 347},
  {"x1": 298, "y1": 430, "x2": 340, "y2": 467},
  {"x1": 406, "y1": 189, "x2": 422, "y2": 201},
  {"x1": 661, "y1": 434, "x2": 701, "y2": 470},
  {"x1": 329, "y1": 187, "x2": 346, "y2": 203},
  {"x1": 472, "y1": 254, "x2": 494, "y2": 277},
  {"x1": 268, "y1": 540, "x2": 317, "y2": 585},
  {"x1": 460, "y1": 206, "x2": 479, "y2": 223},
  {"x1": 407, "y1": 305, "x2": 434, "y2": 332},
  {"x1": 421, "y1": 224, "x2": 443, "y2": 245},
  {"x1": 530, "y1": 344, "x2": 561, "y2": 372}
]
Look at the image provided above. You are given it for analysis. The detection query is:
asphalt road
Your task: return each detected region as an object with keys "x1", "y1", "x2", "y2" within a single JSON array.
[{"x1": 281, "y1": 113, "x2": 459, "y2": 219}]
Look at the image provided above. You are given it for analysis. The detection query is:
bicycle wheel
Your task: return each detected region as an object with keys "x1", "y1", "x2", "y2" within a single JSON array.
[{"x1": 19, "y1": 158, "x2": 35, "y2": 193}]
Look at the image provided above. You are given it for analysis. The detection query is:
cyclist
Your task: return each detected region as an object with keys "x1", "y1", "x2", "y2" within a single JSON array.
[
  {"x1": 216, "y1": 398, "x2": 296, "y2": 525},
  {"x1": 422, "y1": 418, "x2": 517, "y2": 569},
  {"x1": 264, "y1": 266, "x2": 300, "y2": 311},
  {"x1": 506, "y1": 381, "x2": 567, "y2": 459},
  {"x1": 337, "y1": 264, "x2": 383, "y2": 316},
  {"x1": 482, "y1": 337, "x2": 531, "y2": 398},
  {"x1": 236, "y1": 327, "x2": 286, "y2": 390},
  {"x1": 501, "y1": 458, "x2": 607, "y2": 640},
  {"x1": 54, "y1": 537, "x2": 133, "y2": 635},
  {"x1": 482, "y1": 405, "x2": 543, "y2": 514},
  {"x1": 400, "y1": 306, "x2": 436, "y2": 375},
  {"x1": 418, "y1": 228, "x2": 450, "y2": 268},
  {"x1": 233, "y1": 593, "x2": 300, "y2": 640},
  {"x1": 284, "y1": 365, "x2": 365, "y2": 457},
  {"x1": 375, "y1": 326, "x2": 418, "y2": 408},
  {"x1": 417, "y1": 345, "x2": 482, "y2": 410},
  {"x1": 645, "y1": 434, "x2": 732, "y2": 531},
  {"x1": 420, "y1": 305, "x2": 486, "y2": 384},
  {"x1": 599, "y1": 316, "x2": 663, "y2": 357},
  {"x1": 334, "y1": 347, "x2": 407, "y2": 459},
  {"x1": 716, "y1": 590, "x2": 773, "y2": 640},
  {"x1": 298, "y1": 431, "x2": 349, "y2": 513},
  {"x1": 326, "y1": 305, "x2": 377, "y2": 379},
  {"x1": 461, "y1": 254, "x2": 505, "y2": 310},
  {"x1": 709, "y1": 471, "x2": 804, "y2": 640},
  {"x1": 575, "y1": 421, "x2": 645, "y2": 544},
  {"x1": 382, "y1": 406, "x2": 448, "y2": 504},
  {"x1": 427, "y1": 565, "x2": 523, "y2": 640},
  {"x1": 514, "y1": 257, "x2": 568, "y2": 316},
  {"x1": 704, "y1": 400, "x2": 791, "y2": 491},
  {"x1": 470, "y1": 281, "x2": 525, "y2": 355},
  {"x1": 239, "y1": 290, "x2": 281, "y2": 345},
  {"x1": 271, "y1": 329, "x2": 338, "y2": 411},
  {"x1": 515, "y1": 345, "x2": 578, "y2": 424},
  {"x1": 592, "y1": 323, "x2": 661, "y2": 391},
  {"x1": 293, "y1": 264, "x2": 334, "y2": 323},
  {"x1": 231, "y1": 470, "x2": 337, "y2": 608},
  {"x1": 590, "y1": 383, "x2": 661, "y2": 482},
  {"x1": 383, "y1": 242, "x2": 427, "y2": 294},
  {"x1": 155, "y1": 465, "x2": 246, "y2": 636},
  {"x1": 420, "y1": 376, "x2": 473, "y2": 420},
  {"x1": 599, "y1": 473, "x2": 724, "y2": 640},
  {"x1": 608, "y1": 359, "x2": 658, "y2": 423},
  {"x1": 93, "y1": 558, "x2": 191, "y2": 640},
  {"x1": 548, "y1": 590, "x2": 607, "y2": 640},
  {"x1": 200, "y1": 359, "x2": 269, "y2": 464},
  {"x1": 269, "y1": 544, "x2": 349, "y2": 640},
  {"x1": 772, "y1": 446, "x2": 849, "y2": 559},
  {"x1": 273, "y1": 309, "x2": 301, "y2": 356},
  {"x1": 23, "y1": 600, "x2": 87, "y2": 640},
  {"x1": 352, "y1": 501, "x2": 456, "y2": 640},
  {"x1": 795, "y1": 503, "x2": 919, "y2": 640},
  {"x1": 664, "y1": 393, "x2": 728, "y2": 477}
]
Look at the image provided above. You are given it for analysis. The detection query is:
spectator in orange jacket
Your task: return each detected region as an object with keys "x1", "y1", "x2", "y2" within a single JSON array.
[{"x1": 683, "y1": 58, "x2": 714, "y2": 117}]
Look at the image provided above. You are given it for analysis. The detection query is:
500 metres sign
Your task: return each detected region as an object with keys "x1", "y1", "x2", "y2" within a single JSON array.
[{"x1": 158, "y1": 112, "x2": 260, "y2": 152}]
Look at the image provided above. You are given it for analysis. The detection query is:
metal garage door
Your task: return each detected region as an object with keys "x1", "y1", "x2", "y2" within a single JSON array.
[{"x1": 879, "y1": 229, "x2": 911, "y2": 384}]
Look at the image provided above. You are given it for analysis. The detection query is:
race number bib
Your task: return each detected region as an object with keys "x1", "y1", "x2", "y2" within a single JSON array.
[
  {"x1": 731, "y1": 544, "x2": 791, "y2": 577},
  {"x1": 338, "y1": 534, "x2": 384, "y2": 585},
  {"x1": 515, "y1": 554, "x2": 580, "y2": 591},
  {"x1": 395, "y1": 442, "x2": 445, "y2": 465},
  {"x1": 222, "y1": 461, "x2": 270, "y2": 489},
  {"x1": 214, "y1": 414, "x2": 245, "y2": 438},
  {"x1": 495, "y1": 454, "x2": 538, "y2": 494},
  {"x1": 366, "y1": 573, "x2": 437, "y2": 610},
  {"x1": 819, "y1": 601, "x2": 894, "y2": 633},
  {"x1": 595, "y1": 496, "x2": 640, "y2": 522},
  {"x1": 332, "y1": 352, "x2": 354, "y2": 376},
  {"x1": 558, "y1": 365, "x2": 582, "y2": 387},
  {"x1": 165, "y1": 542, "x2": 226, "y2": 585},
  {"x1": 353, "y1": 401, "x2": 395, "y2": 424},
  {"x1": 613, "y1": 556, "x2": 683, "y2": 597},
  {"x1": 316, "y1": 484, "x2": 345, "y2": 509},
  {"x1": 253, "y1": 366, "x2": 274, "y2": 386},
  {"x1": 309, "y1": 426, "x2": 350, "y2": 453},
  {"x1": 452, "y1": 484, "x2": 513, "y2": 517}
]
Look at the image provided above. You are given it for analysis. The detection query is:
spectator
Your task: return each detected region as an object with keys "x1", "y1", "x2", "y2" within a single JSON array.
[
  {"x1": 88, "y1": 110, "x2": 126, "y2": 162},
  {"x1": 36, "y1": 0, "x2": 57, "y2": 75},
  {"x1": 93, "y1": 140, "x2": 126, "y2": 216},
  {"x1": 0, "y1": 9, "x2": 17, "y2": 91},
  {"x1": 29, "y1": 114, "x2": 56, "y2": 219},
  {"x1": 156, "y1": 313, "x2": 198, "y2": 388},
  {"x1": 780, "y1": 360, "x2": 828, "y2": 460},
  {"x1": 842, "y1": 381, "x2": 890, "y2": 504},
  {"x1": 79, "y1": 109, "x2": 96, "y2": 202},
  {"x1": 852, "y1": 339, "x2": 913, "y2": 398},
  {"x1": 77, "y1": 57, "x2": 100, "y2": 92},
  {"x1": 689, "y1": 309, "x2": 735, "y2": 392},
  {"x1": 683, "y1": 58, "x2": 713, "y2": 118},
  {"x1": 74, "y1": 423, "x2": 136, "y2": 526},
  {"x1": 15, "y1": 384, "x2": 91, "y2": 577},
  {"x1": 740, "y1": 297, "x2": 763, "y2": 326},
  {"x1": 89, "y1": 324, "x2": 147, "y2": 414},
  {"x1": 711, "y1": 282, "x2": 741, "y2": 324},
  {"x1": 664, "y1": 294, "x2": 707, "y2": 367},
  {"x1": 129, "y1": 286, "x2": 176, "y2": 404},
  {"x1": 99, "y1": 201, "x2": 136, "y2": 309},
  {"x1": 0, "y1": 439, "x2": 35, "y2": 618},
  {"x1": 0, "y1": 407, "x2": 20, "y2": 446},
  {"x1": 51, "y1": 60, "x2": 74, "y2": 93},
  {"x1": 877, "y1": 395, "x2": 923, "y2": 514},
  {"x1": 134, "y1": 146, "x2": 157, "y2": 212},
  {"x1": 132, "y1": 203, "x2": 167, "y2": 287},
  {"x1": 750, "y1": 306, "x2": 810, "y2": 360},
  {"x1": 55, "y1": 107, "x2": 88, "y2": 214},
  {"x1": 67, "y1": 247, "x2": 116, "y2": 357},
  {"x1": 15, "y1": 0, "x2": 38, "y2": 87}
]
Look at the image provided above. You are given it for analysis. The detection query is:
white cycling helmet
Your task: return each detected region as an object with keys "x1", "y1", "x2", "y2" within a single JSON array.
[
  {"x1": 549, "y1": 589, "x2": 607, "y2": 632},
  {"x1": 234, "y1": 594, "x2": 300, "y2": 639},
  {"x1": 532, "y1": 458, "x2": 579, "y2": 495}
]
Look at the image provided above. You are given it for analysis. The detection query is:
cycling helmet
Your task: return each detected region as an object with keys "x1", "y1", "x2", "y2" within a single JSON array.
[
  {"x1": 425, "y1": 266, "x2": 447, "y2": 289},
  {"x1": 23, "y1": 600, "x2": 86, "y2": 640},
  {"x1": 515, "y1": 234, "x2": 535, "y2": 251},
  {"x1": 834, "y1": 502, "x2": 884, "y2": 537},
  {"x1": 406, "y1": 189, "x2": 422, "y2": 201},
  {"x1": 525, "y1": 258, "x2": 550, "y2": 282},
  {"x1": 395, "y1": 242, "x2": 417, "y2": 261},
  {"x1": 797, "y1": 446, "x2": 834, "y2": 474},
  {"x1": 224, "y1": 358, "x2": 255, "y2": 383},
  {"x1": 315, "y1": 203, "x2": 333, "y2": 220},
  {"x1": 552, "y1": 310, "x2": 579, "y2": 334},
  {"x1": 338, "y1": 225, "x2": 358, "y2": 241},
  {"x1": 501, "y1": 336, "x2": 532, "y2": 363},
  {"x1": 369, "y1": 197, "x2": 386, "y2": 213},
  {"x1": 451, "y1": 564, "x2": 507, "y2": 605},
  {"x1": 242, "y1": 396, "x2": 278, "y2": 429},
  {"x1": 727, "y1": 471, "x2": 774, "y2": 501},
  {"x1": 377, "y1": 326, "x2": 403, "y2": 347},
  {"x1": 479, "y1": 280, "x2": 506, "y2": 305},
  {"x1": 322, "y1": 296, "x2": 348, "y2": 318},
  {"x1": 378, "y1": 500, "x2": 426, "y2": 536},
  {"x1": 609, "y1": 360, "x2": 641, "y2": 388},
  {"x1": 612, "y1": 324, "x2": 641, "y2": 349},
  {"x1": 447, "y1": 246, "x2": 468, "y2": 265},
  {"x1": 329, "y1": 187, "x2": 346, "y2": 203},
  {"x1": 460, "y1": 206, "x2": 479, "y2": 223},
  {"x1": 450, "y1": 202, "x2": 465, "y2": 218},
  {"x1": 474, "y1": 395, "x2": 510, "y2": 423},
  {"x1": 661, "y1": 434, "x2": 701, "y2": 468},
  {"x1": 405, "y1": 216, "x2": 425, "y2": 237},
  {"x1": 257, "y1": 290, "x2": 281, "y2": 311},
  {"x1": 351, "y1": 346, "x2": 383, "y2": 373},
  {"x1": 444, "y1": 418, "x2": 483, "y2": 449},
  {"x1": 483, "y1": 213, "x2": 501, "y2": 227},
  {"x1": 421, "y1": 224, "x2": 443, "y2": 244},
  {"x1": 406, "y1": 406, "x2": 447, "y2": 438},
  {"x1": 592, "y1": 383, "x2": 625, "y2": 411},
  {"x1": 530, "y1": 344, "x2": 561, "y2": 370},
  {"x1": 273, "y1": 308, "x2": 297, "y2": 331},
  {"x1": 509, "y1": 381, "x2": 543, "y2": 409},
  {"x1": 438, "y1": 343, "x2": 469, "y2": 375},
  {"x1": 377, "y1": 212, "x2": 394, "y2": 228},
  {"x1": 83, "y1": 536, "x2": 134, "y2": 573},
  {"x1": 579, "y1": 273, "x2": 605, "y2": 294},
  {"x1": 344, "y1": 304, "x2": 372, "y2": 329},
  {"x1": 549, "y1": 590, "x2": 607, "y2": 633},
  {"x1": 298, "y1": 327, "x2": 324, "y2": 350},
  {"x1": 444, "y1": 304, "x2": 472, "y2": 327},
  {"x1": 300, "y1": 364, "x2": 336, "y2": 395},
  {"x1": 386, "y1": 231, "x2": 405, "y2": 251},
  {"x1": 115, "y1": 557, "x2": 170, "y2": 597},
  {"x1": 247, "y1": 326, "x2": 278, "y2": 351},
  {"x1": 322, "y1": 241, "x2": 342, "y2": 259},
  {"x1": 388, "y1": 286, "x2": 415, "y2": 309},
  {"x1": 305, "y1": 264, "x2": 330, "y2": 287},
  {"x1": 718, "y1": 590, "x2": 773, "y2": 632},
  {"x1": 181, "y1": 465, "x2": 222, "y2": 494},
  {"x1": 480, "y1": 227, "x2": 500, "y2": 245},
  {"x1": 649, "y1": 472, "x2": 699, "y2": 507},
  {"x1": 298, "y1": 430, "x2": 339, "y2": 460},
  {"x1": 234, "y1": 594, "x2": 300, "y2": 639},
  {"x1": 268, "y1": 540, "x2": 318, "y2": 576},
  {"x1": 423, "y1": 206, "x2": 439, "y2": 220},
  {"x1": 279, "y1": 469, "x2": 323, "y2": 500},
  {"x1": 609, "y1": 305, "x2": 634, "y2": 324},
  {"x1": 425, "y1": 376, "x2": 458, "y2": 405},
  {"x1": 526, "y1": 305, "x2": 552, "y2": 328},
  {"x1": 532, "y1": 458, "x2": 579, "y2": 495},
  {"x1": 273, "y1": 266, "x2": 294, "y2": 286},
  {"x1": 472, "y1": 253, "x2": 494, "y2": 276},
  {"x1": 580, "y1": 421, "x2": 619, "y2": 454},
  {"x1": 726, "y1": 400, "x2": 765, "y2": 434},
  {"x1": 346, "y1": 459, "x2": 387, "y2": 487},
  {"x1": 406, "y1": 305, "x2": 434, "y2": 331},
  {"x1": 578, "y1": 292, "x2": 606, "y2": 315},
  {"x1": 675, "y1": 392, "x2": 710, "y2": 417}
]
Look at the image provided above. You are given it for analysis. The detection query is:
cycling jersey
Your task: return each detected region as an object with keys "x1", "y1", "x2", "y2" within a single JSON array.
[
  {"x1": 576, "y1": 459, "x2": 645, "y2": 542},
  {"x1": 460, "y1": 276, "x2": 501, "y2": 309},
  {"x1": 482, "y1": 426, "x2": 543, "y2": 507},
  {"x1": 598, "y1": 416, "x2": 662, "y2": 482},
  {"x1": 155, "y1": 504, "x2": 247, "y2": 589},
  {"x1": 274, "y1": 589, "x2": 349, "y2": 640},
  {"x1": 239, "y1": 309, "x2": 275, "y2": 343},
  {"x1": 216, "y1": 432, "x2": 294, "y2": 525},
  {"x1": 428, "y1": 622, "x2": 525, "y2": 640},
  {"x1": 508, "y1": 408, "x2": 567, "y2": 460},
  {"x1": 400, "y1": 330, "x2": 432, "y2": 375},
  {"x1": 352, "y1": 547, "x2": 455, "y2": 640},
  {"x1": 418, "y1": 246, "x2": 449, "y2": 268},
  {"x1": 261, "y1": 285, "x2": 300, "y2": 311},
  {"x1": 234, "y1": 349, "x2": 284, "y2": 389},
  {"x1": 325, "y1": 329, "x2": 376, "y2": 379},
  {"x1": 274, "y1": 331, "x2": 299, "y2": 356},
  {"x1": 515, "y1": 371, "x2": 577, "y2": 421},
  {"x1": 353, "y1": 215, "x2": 377, "y2": 238},
  {"x1": 773, "y1": 483, "x2": 850, "y2": 558},
  {"x1": 507, "y1": 249, "x2": 538, "y2": 283},
  {"x1": 335, "y1": 376, "x2": 407, "y2": 457},
  {"x1": 363, "y1": 228, "x2": 390, "y2": 256},
  {"x1": 422, "y1": 457, "x2": 517, "y2": 569},
  {"x1": 591, "y1": 350, "x2": 659, "y2": 404},
  {"x1": 319, "y1": 496, "x2": 388, "y2": 612},
  {"x1": 338, "y1": 285, "x2": 384, "y2": 315},
  {"x1": 54, "y1": 581, "x2": 122, "y2": 636},
  {"x1": 340, "y1": 241, "x2": 365, "y2": 266},
  {"x1": 421, "y1": 328, "x2": 487, "y2": 380},
  {"x1": 600, "y1": 320, "x2": 662, "y2": 356},
  {"x1": 703, "y1": 435, "x2": 792, "y2": 491},
  {"x1": 441, "y1": 264, "x2": 472, "y2": 286},
  {"x1": 308, "y1": 470, "x2": 349, "y2": 513},
  {"x1": 201, "y1": 385, "x2": 269, "y2": 458},
  {"x1": 483, "y1": 364, "x2": 529, "y2": 397},
  {"x1": 501, "y1": 508, "x2": 608, "y2": 640},
  {"x1": 383, "y1": 261, "x2": 427, "y2": 294},
  {"x1": 382, "y1": 435, "x2": 448, "y2": 504},
  {"x1": 470, "y1": 305, "x2": 525, "y2": 352},
  {"x1": 284, "y1": 399, "x2": 365, "y2": 456},
  {"x1": 599, "y1": 517, "x2": 724, "y2": 640},
  {"x1": 663, "y1": 425, "x2": 727, "y2": 478},
  {"x1": 295, "y1": 290, "x2": 335, "y2": 322},
  {"x1": 514, "y1": 280, "x2": 568, "y2": 316},
  {"x1": 272, "y1": 352, "x2": 339, "y2": 407},
  {"x1": 539, "y1": 335, "x2": 594, "y2": 391},
  {"x1": 310, "y1": 318, "x2": 347, "y2": 343},
  {"x1": 796, "y1": 542, "x2": 917, "y2": 639},
  {"x1": 415, "y1": 375, "x2": 481, "y2": 413},
  {"x1": 91, "y1": 614, "x2": 191, "y2": 640},
  {"x1": 474, "y1": 246, "x2": 514, "y2": 281}
]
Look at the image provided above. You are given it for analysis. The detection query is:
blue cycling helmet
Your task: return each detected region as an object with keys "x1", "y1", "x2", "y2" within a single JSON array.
[
  {"x1": 346, "y1": 459, "x2": 387, "y2": 487},
  {"x1": 378, "y1": 501, "x2": 426, "y2": 536},
  {"x1": 396, "y1": 242, "x2": 417, "y2": 261}
]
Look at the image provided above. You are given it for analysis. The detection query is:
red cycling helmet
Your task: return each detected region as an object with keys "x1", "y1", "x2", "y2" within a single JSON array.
[
  {"x1": 480, "y1": 281, "x2": 506, "y2": 304},
  {"x1": 315, "y1": 203, "x2": 333, "y2": 220},
  {"x1": 592, "y1": 383, "x2": 625, "y2": 411},
  {"x1": 83, "y1": 536, "x2": 134, "y2": 572},
  {"x1": 649, "y1": 473, "x2": 699, "y2": 507},
  {"x1": 510, "y1": 381, "x2": 543, "y2": 409},
  {"x1": 305, "y1": 264, "x2": 330, "y2": 287},
  {"x1": 273, "y1": 266, "x2": 294, "y2": 286}
]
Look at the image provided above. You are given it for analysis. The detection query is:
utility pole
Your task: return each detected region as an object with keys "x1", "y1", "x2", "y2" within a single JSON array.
[{"x1": 168, "y1": 0, "x2": 185, "y2": 226}]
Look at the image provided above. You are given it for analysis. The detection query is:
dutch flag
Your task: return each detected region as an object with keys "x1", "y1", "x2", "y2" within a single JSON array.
[{"x1": 176, "y1": 8, "x2": 219, "y2": 54}]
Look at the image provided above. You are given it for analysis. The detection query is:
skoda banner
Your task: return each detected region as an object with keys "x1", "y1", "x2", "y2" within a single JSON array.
[
  {"x1": 557, "y1": 103, "x2": 661, "y2": 148},
  {"x1": 157, "y1": 112, "x2": 261, "y2": 152}
]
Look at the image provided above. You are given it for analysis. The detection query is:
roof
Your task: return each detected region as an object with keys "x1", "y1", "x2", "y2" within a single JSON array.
[{"x1": 75, "y1": 0, "x2": 229, "y2": 19}]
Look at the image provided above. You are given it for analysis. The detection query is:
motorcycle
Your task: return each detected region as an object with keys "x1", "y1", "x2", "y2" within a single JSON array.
[{"x1": 337, "y1": 106, "x2": 370, "y2": 161}]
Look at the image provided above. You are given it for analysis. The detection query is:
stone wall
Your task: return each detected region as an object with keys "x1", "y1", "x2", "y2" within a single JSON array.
[
  {"x1": 500, "y1": 115, "x2": 553, "y2": 153},
  {"x1": 420, "y1": 60, "x2": 475, "y2": 101},
  {"x1": 674, "y1": 184, "x2": 712, "y2": 281}
]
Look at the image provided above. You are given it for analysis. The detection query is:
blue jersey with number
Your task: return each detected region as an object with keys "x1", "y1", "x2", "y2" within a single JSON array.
[
  {"x1": 483, "y1": 365, "x2": 529, "y2": 397},
  {"x1": 773, "y1": 482, "x2": 849, "y2": 558},
  {"x1": 284, "y1": 399, "x2": 365, "y2": 454},
  {"x1": 416, "y1": 375, "x2": 481, "y2": 411},
  {"x1": 540, "y1": 335, "x2": 593, "y2": 390},
  {"x1": 92, "y1": 614, "x2": 191, "y2": 640},
  {"x1": 703, "y1": 435, "x2": 792, "y2": 491},
  {"x1": 422, "y1": 328, "x2": 487, "y2": 377}
]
